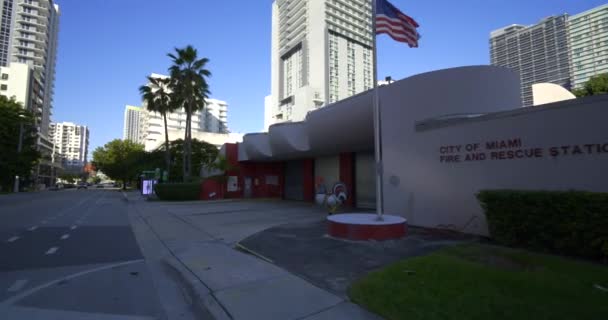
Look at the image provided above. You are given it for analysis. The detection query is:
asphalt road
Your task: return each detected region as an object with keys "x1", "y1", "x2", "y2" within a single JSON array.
[{"x1": 0, "y1": 189, "x2": 166, "y2": 319}]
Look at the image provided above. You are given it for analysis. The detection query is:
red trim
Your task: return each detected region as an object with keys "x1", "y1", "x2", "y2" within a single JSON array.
[
  {"x1": 339, "y1": 153, "x2": 355, "y2": 207},
  {"x1": 327, "y1": 219, "x2": 407, "y2": 241}
]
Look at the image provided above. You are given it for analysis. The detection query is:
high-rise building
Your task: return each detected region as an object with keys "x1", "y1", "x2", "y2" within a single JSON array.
[
  {"x1": 568, "y1": 4, "x2": 608, "y2": 89},
  {"x1": 125, "y1": 74, "x2": 235, "y2": 151},
  {"x1": 123, "y1": 105, "x2": 143, "y2": 142},
  {"x1": 490, "y1": 15, "x2": 571, "y2": 107},
  {"x1": 140, "y1": 98, "x2": 231, "y2": 151},
  {"x1": 49, "y1": 122, "x2": 89, "y2": 171},
  {"x1": 0, "y1": 0, "x2": 60, "y2": 187},
  {"x1": 0, "y1": 0, "x2": 60, "y2": 137},
  {"x1": 0, "y1": 62, "x2": 43, "y2": 117},
  {"x1": 264, "y1": 0, "x2": 374, "y2": 129}
]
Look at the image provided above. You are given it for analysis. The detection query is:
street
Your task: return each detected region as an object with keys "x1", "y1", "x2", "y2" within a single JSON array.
[{"x1": 0, "y1": 189, "x2": 166, "y2": 319}]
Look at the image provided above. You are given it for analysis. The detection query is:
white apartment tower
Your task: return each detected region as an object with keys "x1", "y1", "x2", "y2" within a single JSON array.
[
  {"x1": 141, "y1": 98, "x2": 230, "y2": 150},
  {"x1": 124, "y1": 74, "x2": 233, "y2": 150},
  {"x1": 568, "y1": 4, "x2": 608, "y2": 89},
  {"x1": 490, "y1": 15, "x2": 571, "y2": 107},
  {"x1": 264, "y1": 0, "x2": 373, "y2": 129},
  {"x1": 123, "y1": 105, "x2": 143, "y2": 142},
  {"x1": 49, "y1": 122, "x2": 89, "y2": 170},
  {"x1": 0, "y1": 0, "x2": 60, "y2": 137}
]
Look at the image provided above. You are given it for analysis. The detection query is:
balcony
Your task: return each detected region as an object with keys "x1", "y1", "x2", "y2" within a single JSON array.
[
  {"x1": 17, "y1": 18, "x2": 48, "y2": 31},
  {"x1": 15, "y1": 34, "x2": 45, "y2": 45},
  {"x1": 16, "y1": 25, "x2": 45, "y2": 37}
]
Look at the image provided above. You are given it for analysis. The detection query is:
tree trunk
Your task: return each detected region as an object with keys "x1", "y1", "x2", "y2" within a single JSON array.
[
  {"x1": 163, "y1": 113, "x2": 171, "y2": 180},
  {"x1": 186, "y1": 106, "x2": 192, "y2": 181},
  {"x1": 183, "y1": 108, "x2": 188, "y2": 182},
  {"x1": 187, "y1": 105, "x2": 192, "y2": 180}
]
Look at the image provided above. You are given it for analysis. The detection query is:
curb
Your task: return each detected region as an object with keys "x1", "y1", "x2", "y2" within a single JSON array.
[
  {"x1": 162, "y1": 257, "x2": 232, "y2": 320},
  {"x1": 234, "y1": 242, "x2": 275, "y2": 264}
]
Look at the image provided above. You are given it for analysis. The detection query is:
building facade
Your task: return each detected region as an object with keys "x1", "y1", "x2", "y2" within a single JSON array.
[
  {"x1": 207, "y1": 66, "x2": 608, "y2": 237},
  {"x1": 264, "y1": 0, "x2": 374, "y2": 129},
  {"x1": 126, "y1": 74, "x2": 235, "y2": 151},
  {"x1": 49, "y1": 122, "x2": 89, "y2": 171},
  {"x1": 0, "y1": 0, "x2": 60, "y2": 137},
  {"x1": 490, "y1": 15, "x2": 571, "y2": 107},
  {"x1": 0, "y1": 62, "x2": 43, "y2": 121},
  {"x1": 0, "y1": 0, "x2": 60, "y2": 187},
  {"x1": 569, "y1": 4, "x2": 608, "y2": 89},
  {"x1": 140, "y1": 98, "x2": 233, "y2": 151},
  {"x1": 123, "y1": 105, "x2": 143, "y2": 142}
]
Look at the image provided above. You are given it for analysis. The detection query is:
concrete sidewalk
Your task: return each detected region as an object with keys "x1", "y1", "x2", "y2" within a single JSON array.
[{"x1": 124, "y1": 192, "x2": 382, "y2": 320}]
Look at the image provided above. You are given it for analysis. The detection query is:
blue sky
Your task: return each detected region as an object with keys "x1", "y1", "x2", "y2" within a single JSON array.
[{"x1": 52, "y1": 0, "x2": 606, "y2": 154}]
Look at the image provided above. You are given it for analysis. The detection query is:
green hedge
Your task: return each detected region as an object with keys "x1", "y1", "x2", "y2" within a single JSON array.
[
  {"x1": 477, "y1": 190, "x2": 608, "y2": 260},
  {"x1": 154, "y1": 182, "x2": 201, "y2": 201}
]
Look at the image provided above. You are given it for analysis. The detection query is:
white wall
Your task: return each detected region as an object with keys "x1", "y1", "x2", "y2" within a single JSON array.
[
  {"x1": 144, "y1": 129, "x2": 242, "y2": 152},
  {"x1": 0, "y1": 63, "x2": 31, "y2": 106},
  {"x1": 380, "y1": 66, "x2": 608, "y2": 235}
]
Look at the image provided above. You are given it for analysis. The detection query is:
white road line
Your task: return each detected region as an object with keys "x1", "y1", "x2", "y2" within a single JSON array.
[
  {"x1": 60, "y1": 234, "x2": 70, "y2": 240},
  {"x1": 45, "y1": 247, "x2": 58, "y2": 255},
  {"x1": 7, "y1": 236, "x2": 19, "y2": 243},
  {"x1": 27, "y1": 226, "x2": 38, "y2": 231},
  {"x1": 70, "y1": 225, "x2": 77, "y2": 230},
  {"x1": 7, "y1": 280, "x2": 28, "y2": 292},
  {"x1": 1, "y1": 259, "x2": 144, "y2": 306},
  {"x1": 41, "y1": 220, "x2": 48, "y2": 224}
]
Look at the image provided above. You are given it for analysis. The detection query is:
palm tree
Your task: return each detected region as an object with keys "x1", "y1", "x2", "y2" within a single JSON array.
[
  {"x1": 167, "y1": 45, "x2": 211, "y2": 182},
  {"x1": 139, "y1": 76, "x2": 174, "y2": 176}
]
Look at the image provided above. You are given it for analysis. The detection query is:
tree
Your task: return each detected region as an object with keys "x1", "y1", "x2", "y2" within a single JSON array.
[
  {"x1": 168, "y1": 45, "x2": 211, "y2": 182},
  {"x1": 0, "y1": 96, "x2": 40, "y2": 191},
  {"x1": 92, "y1": 139, "x2": 145, "y2": 190},
  {"x1": 160, "y1": 139, "x2": 218, "y2": 182},
  {"x1": 139, "y1": 76, "x2": 175, "y2": 175},
  {"x1": 58, "y1": 173, "x2": 79, "y2": 184},
  {"x1": 573, "y1": 73, "x2": 608, "y2": 97}
]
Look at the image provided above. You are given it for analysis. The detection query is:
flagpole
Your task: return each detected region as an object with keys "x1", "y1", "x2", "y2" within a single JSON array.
[{"x1": 371, "y1": 0, "x2": 384, "y2": 220}]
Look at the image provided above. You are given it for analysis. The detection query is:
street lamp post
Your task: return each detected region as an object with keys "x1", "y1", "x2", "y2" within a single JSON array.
[{"x1": 13, "y1": 116, "x2": 25, "y2": 193}]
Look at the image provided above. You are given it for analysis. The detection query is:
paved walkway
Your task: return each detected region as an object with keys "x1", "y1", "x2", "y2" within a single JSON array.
[{"x1": 125, "y1": 192, "x2": 382, "y2": 320}]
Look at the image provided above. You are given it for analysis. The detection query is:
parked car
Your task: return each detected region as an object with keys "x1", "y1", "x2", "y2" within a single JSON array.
[{"x1": 77, "y1": 182, "x2": 88, "y2": 190}]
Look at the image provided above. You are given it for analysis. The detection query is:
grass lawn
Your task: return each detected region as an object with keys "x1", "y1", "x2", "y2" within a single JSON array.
[{"x1": 349, "y1": 243, "x2": 608, "y2": 320}]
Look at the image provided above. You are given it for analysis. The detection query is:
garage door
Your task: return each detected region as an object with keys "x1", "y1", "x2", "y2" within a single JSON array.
[
  {"x1": 314, "y1": 156, "x2": 340, "y2": 193},
  {"x1": 356, "y1": 152, "x2": 376, "y2": 209},
  {"x1": 284, "y1": 160, "x2": 304, "y2": 200}
]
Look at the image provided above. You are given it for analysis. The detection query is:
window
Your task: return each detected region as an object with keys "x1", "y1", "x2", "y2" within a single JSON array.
[
  {"x1": 0, "y1": 84, "x2": 7, "y2": 90},
  {"x1": 1, "y1": 73, "x2": 7, "y2": 80}
]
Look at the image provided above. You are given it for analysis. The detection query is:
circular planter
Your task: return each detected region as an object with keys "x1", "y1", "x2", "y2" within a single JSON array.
[{"x1": 327, "y1": 213, "x2": 407, "y2": 241}]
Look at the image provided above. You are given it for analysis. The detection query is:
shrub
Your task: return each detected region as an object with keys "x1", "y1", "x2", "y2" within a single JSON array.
[
  {"x1": 477, "y1": 190, "x2": 608, "y2": 260},
  {"x1": 154, "y1": 182, "x2": 201, "y2": 201}
]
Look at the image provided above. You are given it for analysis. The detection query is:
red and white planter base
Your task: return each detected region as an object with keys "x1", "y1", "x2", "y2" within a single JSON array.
[{"x1": 327, "y1": 213, "x2": 407, "y2": 241}]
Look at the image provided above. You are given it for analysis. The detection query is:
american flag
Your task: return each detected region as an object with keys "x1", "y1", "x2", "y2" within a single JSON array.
[{"x1": 375, "y1": 0, "x2": 420, "y2": 48}]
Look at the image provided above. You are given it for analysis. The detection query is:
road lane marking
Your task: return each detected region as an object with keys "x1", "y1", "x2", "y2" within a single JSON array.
[
  {"x1": 45, "y1": 247, "x2": 58, "y2": 255},
  {"x1": 0, "y1": 259, "x2": 144, "y2": 306},
  {"x1": 41, "y1": 220, "x2": 48, "y2": 224},
  {"x1": 27, "y1": 226, "x2": 38, "y2": 231},
  {"x1": 60, "y1": 234, "x2": 70, "y2": 240},
  {"x1": 70, "y1": 225, "x2": 77, "y2": 230},
  {"x1": 7, "y1": 236, "x2": 19, "y2": 243},
  {"x1": 7, "y1": 280, "x2": 28, "y2": 292}
]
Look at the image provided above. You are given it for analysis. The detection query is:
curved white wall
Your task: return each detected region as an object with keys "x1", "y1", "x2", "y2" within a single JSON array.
[
  {"x1": 240, "y1": 66, "x2": 520, "y2": 162},
  {"x1": 532, "y1": 83, "x2": 576, "y2": 106}
]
